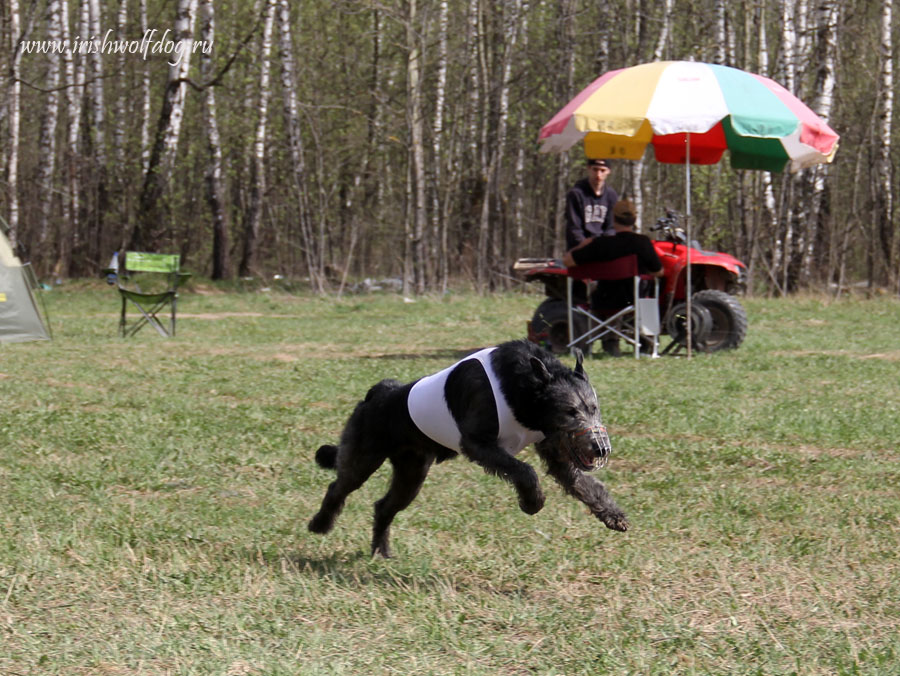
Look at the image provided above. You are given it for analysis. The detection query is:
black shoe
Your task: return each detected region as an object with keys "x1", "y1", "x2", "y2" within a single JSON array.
[{"x1": 602, "y1": 339, "x2": 622, "y2": 358}]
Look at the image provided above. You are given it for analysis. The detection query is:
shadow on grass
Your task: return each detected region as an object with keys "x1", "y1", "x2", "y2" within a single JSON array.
[
  {"x1": 231, "y1": 545, "x2": 533, "y2": 596},
  {"x1": 357, "y1": 347, "x2": 483, "y2": 362}
]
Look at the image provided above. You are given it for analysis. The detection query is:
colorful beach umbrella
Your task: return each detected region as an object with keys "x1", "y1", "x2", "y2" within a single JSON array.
[
  {"x1": 539, "y1": 60, "x2": 839, "y2": 173},
  {"x1": 540, "y1": 60, "x2": 839, "y2": 358}
]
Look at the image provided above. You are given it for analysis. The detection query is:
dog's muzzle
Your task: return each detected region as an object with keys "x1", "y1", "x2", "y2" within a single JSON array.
[{"x1": 558, "y1": 425, "x2": 611, "y2": 471}]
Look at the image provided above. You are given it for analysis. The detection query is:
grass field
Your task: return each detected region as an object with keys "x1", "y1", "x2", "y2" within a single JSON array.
[{"x1": 1, "y1": 282, "x2": 899, "y2": 675}]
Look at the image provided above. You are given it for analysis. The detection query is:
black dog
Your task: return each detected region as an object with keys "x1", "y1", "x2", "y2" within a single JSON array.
[{"x1": 308, "y1": 339, "x2": 628, "y2": 558}]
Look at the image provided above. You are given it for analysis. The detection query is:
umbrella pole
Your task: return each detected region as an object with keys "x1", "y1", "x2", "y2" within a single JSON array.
[{"x1": 685, "y1": 134, "x2": 692, "y2": 359}]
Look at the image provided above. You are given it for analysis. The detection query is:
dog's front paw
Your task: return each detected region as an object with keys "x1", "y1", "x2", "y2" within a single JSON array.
[
  {"x1": 599, "y1": 511, "x2": 629, "y2": 532},
  {"x1": 308, "y1": 511, "x2": 333, "y2": 534},
  {"x1": 519, "y1": 489, "x2": 545, "y2": 515}
]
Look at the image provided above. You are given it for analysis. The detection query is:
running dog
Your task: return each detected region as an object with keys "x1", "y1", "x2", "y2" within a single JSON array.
[{"x1": 308, "y1": 339, "x2": 628, "y2": 558}]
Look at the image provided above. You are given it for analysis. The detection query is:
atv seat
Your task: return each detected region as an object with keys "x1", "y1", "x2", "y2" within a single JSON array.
[
  {"x1": 565, "y1": 255, "x2": 660, "y2": 359},
  {"x1": 116, "y1": 252, "x2": 189, "y2": 338}
]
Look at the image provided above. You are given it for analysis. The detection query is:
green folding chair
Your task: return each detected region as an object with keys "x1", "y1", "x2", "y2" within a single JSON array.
[{"x1": 117, "y1": 252, "x2": 190, "y2": 337}]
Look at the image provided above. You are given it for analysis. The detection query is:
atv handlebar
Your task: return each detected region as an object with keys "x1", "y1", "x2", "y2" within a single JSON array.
[
  {"x1": 650, "y1": 208, "x2": 681, "y2": 233},
  {"x1": 649, "y1": 209, "x2": 690, "y2": 246}
]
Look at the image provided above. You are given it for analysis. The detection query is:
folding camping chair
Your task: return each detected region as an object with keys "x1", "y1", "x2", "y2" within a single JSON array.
[
  {"x1": 116, "y1": 252, "x2": 189, "y2": 337},
  {"x1": 565, "y1": 255, "x2": 660, "y2": 359}
]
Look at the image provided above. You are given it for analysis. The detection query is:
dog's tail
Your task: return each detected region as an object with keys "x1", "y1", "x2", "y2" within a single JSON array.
[{"x1": 314, "y1": 444, "x2": 338, "y2": 469}]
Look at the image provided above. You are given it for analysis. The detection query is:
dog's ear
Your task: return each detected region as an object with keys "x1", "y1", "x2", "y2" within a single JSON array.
[
  {"x1": 530, "y1": 356, "x2": 552, "y2": 384},
  {"x1": 573, "y1": 348, "x2": 585, "y2": 377}
]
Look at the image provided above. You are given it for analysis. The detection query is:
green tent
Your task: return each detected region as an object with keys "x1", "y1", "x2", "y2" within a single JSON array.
[{"x1": 0, "y1": 228, "x2": 51, "y2": 343}]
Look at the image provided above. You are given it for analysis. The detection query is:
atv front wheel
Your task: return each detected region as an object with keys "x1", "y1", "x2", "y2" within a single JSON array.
[
  {"x1": 665, "y1": 300, "x2": 713, "y2": 351},
  {"x1": 692, "y1": 290, "x2": 748, "y2": 351}
]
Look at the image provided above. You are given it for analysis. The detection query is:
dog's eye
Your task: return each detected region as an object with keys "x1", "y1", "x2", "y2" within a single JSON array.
[{"x1": 567, "y1": 407, "x2": 579, "y2": 417}]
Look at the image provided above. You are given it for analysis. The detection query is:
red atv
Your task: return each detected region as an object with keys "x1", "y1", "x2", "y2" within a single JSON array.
[{"x1": 517, "y1": 210, "x2": 749, "y2": 355}]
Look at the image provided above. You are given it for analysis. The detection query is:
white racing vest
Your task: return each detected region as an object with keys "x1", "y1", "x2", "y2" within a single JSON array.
[{"x1": 407, "y1": 347, "x2": 545, "y2": 455}]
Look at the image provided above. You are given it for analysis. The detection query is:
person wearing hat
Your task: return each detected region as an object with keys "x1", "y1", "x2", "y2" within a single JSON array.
[
  {"x1": 563, "y1": 199, "x2": 663, "y2": 356},
  {"x1": 564, "y1": 158, "x2": 619, "y2": 250}
]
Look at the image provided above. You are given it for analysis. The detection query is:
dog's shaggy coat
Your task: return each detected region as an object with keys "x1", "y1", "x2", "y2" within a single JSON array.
[{"x1": 308, "y1": 340, "x2": 627, "y2": 557}]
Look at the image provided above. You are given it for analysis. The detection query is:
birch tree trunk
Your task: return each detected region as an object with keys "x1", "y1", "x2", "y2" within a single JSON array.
[
  {"x1": 653, "y1": 0, "x2": 674, "y2": 62},
  {"x1": 87, "y1": 0, "x2": 105, "y2": 165},
  {"x1": 781, "y1": 0, "x2": 797, "y2": 92},
  {"x1": 86, "y1": 0, "x2": 107, "y2": 260},
  {"x1": 795, "y1": 0, "x2": 810, "y2": 76},
  {"x1": 112, "y1": 0, "x2": 129, "y2": 165},
  {"x1": 478, "y1": 0, "x2": 521, "y2": 288},
  {"x1": 594, "y1": 1, "x2": 610, "y2": 74},
  {"x1": 779, "y1": 0, "x2": 822, "y2": 291},
  {"x1": 131, "y1": 0, "x2": 198, "y2": 251},
  {"x1": 406, "y1": 0, "x2": 427, "y2": 294},
  {"x1": 139, "y1": 0, "x2": 151, "y2": 171},
  {"x1": 877, "y1": 0, "x2": 895, "y2": 290},
  {"x1": 779, "y1": 0, "x2": 798, "y2": 290},
  {"x1": 106, "y1": 0, "x2": 130, "y2": 255},
  {"x1": 803, "y1": 0, "x2": 837, "y2": 285},
  {"x1": 276, "y1": 0, "x2": 322, "y2": 291},
  {"x1": 431, "y1": 0, "x2": 449, "y2": 291},
  {"x1": 466, "y1": 0, "x2": 481, "y2": 168},
  {"x1": 7, "y1": 0, "x2": 22, "y2": 248},
  {"x1": 756, "y1": 1, "x2": 782, "y2": 295},
  {"x1": 631, "y1": 0, "x2": 675, "y2": 231},
  {"x1": 239, "y1": 0, "x2": 276, "y2": 277},
  {"x1": 360, "y1": 7, "x2": 386, "y2": 286},
  {"x1": 466, "y1": 0, "x2": 487, "y2": 286},
  {"x1": 496, "y1": 0, "x2": 522, "y2": 279},
  {"x1": 199, "y1": 0, "x2": 230, "y2": 280},
  {"x1": 160, "y1": 1, "x2": 195, "y2": 174},
  {"x1": 403, "y1": 152, "x2": 413, "y2": 297},
  {"x1": 715, "y1": 0, "x2": 728, "y2": 64},
  {"x1": 57, "y1": 0, "x2": 84, "y2": 277},
  {"x1": 554, "y1": 0, "x2": 576, "y2": 257},
  {"x1": 474, "y1": 0, "x2": 490, "y2": 290},
  {"x1": 715, "y1": 0, "x2": 735, "y2": 66},
  {"x1": 36, "y1": 0, "x2": 62, "y2": 257},
  {"x1": 513, "y1": 0, "x2": 530, "y2": 248}
]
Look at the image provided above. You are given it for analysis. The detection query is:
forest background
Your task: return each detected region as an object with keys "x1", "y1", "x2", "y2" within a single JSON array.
[{"x1": 2, "y1": 0, "x2": 896, "y2": 296}]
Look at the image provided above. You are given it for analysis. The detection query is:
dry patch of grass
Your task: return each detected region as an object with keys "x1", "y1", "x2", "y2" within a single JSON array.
[{"x1": 773, "y1": 349, "x2": 900, "y2": 361}]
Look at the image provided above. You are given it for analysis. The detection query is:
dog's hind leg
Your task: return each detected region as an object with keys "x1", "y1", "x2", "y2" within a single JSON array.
[
  {"x1": 308, "y1": 446, "x2": 386, "y2": 536},
  {"x1": 372, "y1": 453, "x2": 434, "y2": 559},
  {"x1": 371, "y1": 452, "x2": 434, "y2": 558}
]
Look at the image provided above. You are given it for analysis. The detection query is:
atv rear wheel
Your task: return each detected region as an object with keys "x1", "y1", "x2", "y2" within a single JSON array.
[
  {"x1": 530, "y1": 298, "x2": 588, "y2": 355},
  {"x1": 692, "y1": 290, "x2": 748, "y2": 351}
]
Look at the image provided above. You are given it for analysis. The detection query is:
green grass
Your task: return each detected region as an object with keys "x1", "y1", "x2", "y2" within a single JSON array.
[{"x1": 2, "y1": 282, "x2": 899, "y2": 675}]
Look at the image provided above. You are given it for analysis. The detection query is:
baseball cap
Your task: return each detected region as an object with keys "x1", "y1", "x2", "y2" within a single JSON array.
[
  {"x1": 613, "y1": 199, "x2": 637, "y2": 226},
  {"x1": 586, "y1": 158, "x2": 609, "y2": 168}
]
